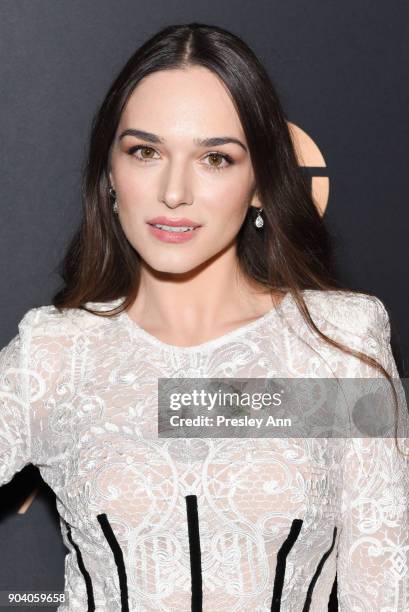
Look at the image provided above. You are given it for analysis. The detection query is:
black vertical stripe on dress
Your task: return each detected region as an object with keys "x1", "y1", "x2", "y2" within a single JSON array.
[
  {"x1": 65, "y1": 523, "x2": 95, "y2": 612},
  {"x1": 302, "y1": 526, "x2": 338, "y2": 612},
  {"x1": 270, "y1": 518, "x2": 303, "y2": 611},
  {"x1": 97, "y1": 513, "x2": 129, "y2": 612},
  {"x1": 185, "y1": 494, "x2": 203, "y2": 611},
  {"x1": 328, "y1": 573, "x2": 338, "y2": 611}
]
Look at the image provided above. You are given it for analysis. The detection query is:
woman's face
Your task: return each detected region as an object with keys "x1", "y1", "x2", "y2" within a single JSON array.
[{"x1": 109, "y1": 66, "x2": 260, "y2": 274}]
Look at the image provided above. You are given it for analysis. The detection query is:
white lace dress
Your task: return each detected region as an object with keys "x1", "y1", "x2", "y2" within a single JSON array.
[{"x1": 0, "y1": 289, "x2": 408, "y2": 611}]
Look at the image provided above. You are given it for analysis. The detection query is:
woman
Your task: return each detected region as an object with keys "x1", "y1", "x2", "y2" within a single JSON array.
[{"x1": 1, "y1": 22, "x2": 408, "y2": 612}]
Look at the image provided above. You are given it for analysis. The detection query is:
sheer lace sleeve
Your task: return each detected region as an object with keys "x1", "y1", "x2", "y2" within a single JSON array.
[
  {"x1": 336, "y1": 297, "x2": 409, "y2": 611},
  {"x1": 0, "y1": 310, "x2": 34, "y2": 486}
]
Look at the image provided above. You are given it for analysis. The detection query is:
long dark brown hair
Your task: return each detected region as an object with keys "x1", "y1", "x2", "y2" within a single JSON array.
[{"x1": 52, "y1": 22, "x2": 406, "y2": 454}]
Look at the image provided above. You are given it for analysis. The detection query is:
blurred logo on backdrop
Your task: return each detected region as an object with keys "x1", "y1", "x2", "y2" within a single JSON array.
[{"x1": 288, "y1": 122, "x2": 329, "y2": 216}]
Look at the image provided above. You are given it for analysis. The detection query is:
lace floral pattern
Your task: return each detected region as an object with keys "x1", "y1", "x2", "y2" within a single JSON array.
[{"x1": 0, "y1": 289, "x2": 408, "y2": 611}]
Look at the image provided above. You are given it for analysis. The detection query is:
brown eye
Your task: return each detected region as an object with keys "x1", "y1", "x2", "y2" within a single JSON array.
[
  {"x1": 139, "y1": 146, "x2": 156, "y2": 159},
  {"x1": 203, "y1": 152, "x2": 233, "y2": 172},
  {"x1": 208, "y1": 153, "x2": 223, "y2": 167},
  {"x1": 128, "y1": 145, "x2": 159, "y2": 162}
]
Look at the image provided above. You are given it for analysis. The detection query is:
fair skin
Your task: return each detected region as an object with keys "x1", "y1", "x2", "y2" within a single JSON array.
[{"x1": 109, "y1": 66, "x2": 284, "y2": 347}]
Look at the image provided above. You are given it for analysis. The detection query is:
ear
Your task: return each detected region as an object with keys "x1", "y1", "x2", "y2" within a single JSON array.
[
  {"x1": 250, "y1": 190, "x2": 262, "y2": 209},
  {"x1": 109, "y1": 170, "x2": 115, "y2": 190}
]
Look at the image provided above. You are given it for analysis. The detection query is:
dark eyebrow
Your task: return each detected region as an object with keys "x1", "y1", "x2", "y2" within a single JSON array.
[{"x1": 118, "y1": 129, "x2": 247, "y2": 152}]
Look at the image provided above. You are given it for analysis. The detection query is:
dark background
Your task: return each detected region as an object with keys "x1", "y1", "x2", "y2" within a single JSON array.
[{"x1": 1, "y1": 1, "x2": 408, "y2": 609}]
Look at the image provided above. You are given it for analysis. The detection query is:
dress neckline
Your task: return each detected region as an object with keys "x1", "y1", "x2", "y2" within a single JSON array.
[{"x1": 116, "y1": 291, "x2": 294, "y2": 353}]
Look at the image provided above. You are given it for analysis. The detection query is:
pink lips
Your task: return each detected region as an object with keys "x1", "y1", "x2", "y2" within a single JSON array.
[
  {"x1": 146, "y1": 216, "x2": 202, "y2": 243},
  {"x1": 147, "y1": 216, "x2": 201, "y2": 228}
]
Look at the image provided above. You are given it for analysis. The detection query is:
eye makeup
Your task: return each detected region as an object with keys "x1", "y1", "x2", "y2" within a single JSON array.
[{"x1": 126, "y1": 144, "x2": 235, "y2": 172}]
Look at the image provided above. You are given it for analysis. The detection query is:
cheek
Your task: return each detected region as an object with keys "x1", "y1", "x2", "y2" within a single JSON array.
[
  {"x1": 115, "y1": 170, "x2": 149, "y2": 205},
  {"x1": 203, "y1": 182, "x2": 250, "y2": 225},
  {"x1": 111, "y1": 155, "x2": 156, "y2": 205}
]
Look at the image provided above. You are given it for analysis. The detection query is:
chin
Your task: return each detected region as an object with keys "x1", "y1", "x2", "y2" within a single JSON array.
[
  {"x1": 142, "y1": 254, "x2": 203, "y2": 275},
  {"x1": 137, "y1": 241, "x2": 226, "y2": 275}
]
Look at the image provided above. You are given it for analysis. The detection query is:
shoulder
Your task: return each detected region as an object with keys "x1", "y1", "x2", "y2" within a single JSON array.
[
  {"x1": 299, "y1": 289, "x2": 390, "y2": 341},
  {"x1": 17, "y1": 298, "x2": 124, "y2": 340}
]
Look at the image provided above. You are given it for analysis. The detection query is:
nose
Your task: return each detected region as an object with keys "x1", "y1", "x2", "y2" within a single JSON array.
[{"x1": 159, "y1": 157, "x2": 193, "y2": 208}]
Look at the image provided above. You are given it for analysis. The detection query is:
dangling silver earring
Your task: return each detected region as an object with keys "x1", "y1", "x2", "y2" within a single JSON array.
[
  {"x1": 109, "y1": 187, "x2": 118, "y2": 213},
  {"x1": 254, "y1": 207, "x2": 264, "y2": 229}
]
